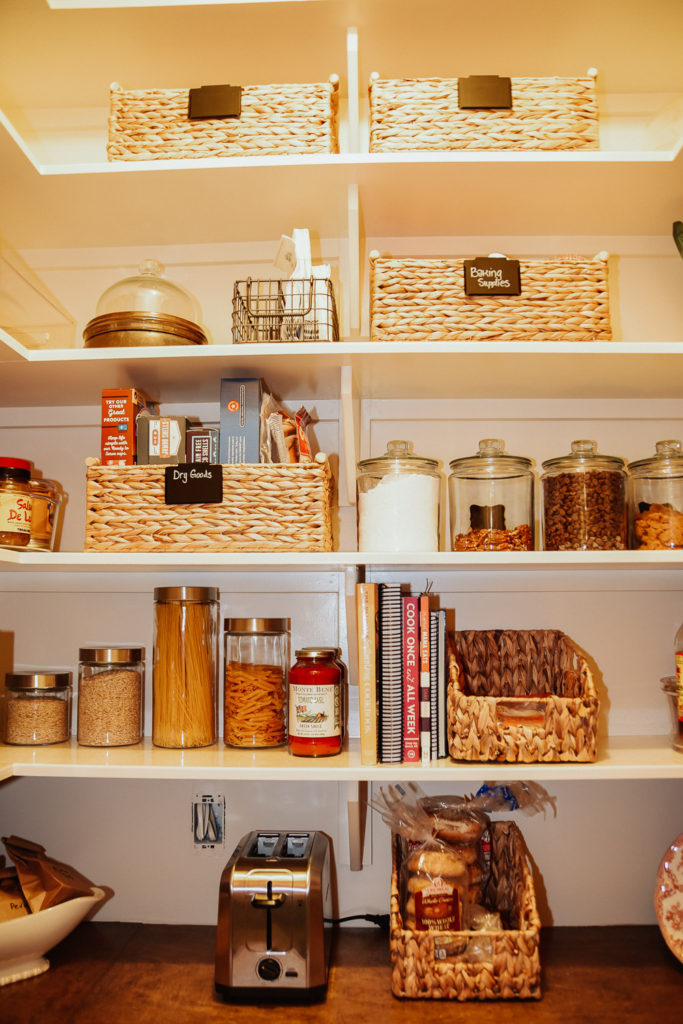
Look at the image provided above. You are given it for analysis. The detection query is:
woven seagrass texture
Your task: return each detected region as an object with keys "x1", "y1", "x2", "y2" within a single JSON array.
[
  {"x1": 447, "y1": 629, "x2": 599, "y2": 763},
  {"x1": 369, "y1": 254, "x2": 612, "y2": 342},
  {"x1": 390, "y1": 821, "x2": 541, "y2": 1000},
  {"x1": 107, "y1": 78, "x2": 339, "y2": 160},
  {"x1": 369, "y1": 74, "x2": 599, "y2": 151},
  {"x1": 84, "y1": 459, "x2": 333, "y2": 552}
]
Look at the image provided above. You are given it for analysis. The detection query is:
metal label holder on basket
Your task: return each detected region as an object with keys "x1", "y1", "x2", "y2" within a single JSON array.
[{"x1": 232, "y1": 276, "x2": 339, "y2": 344}]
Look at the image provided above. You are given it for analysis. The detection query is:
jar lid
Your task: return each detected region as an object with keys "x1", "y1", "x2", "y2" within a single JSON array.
[
  {"x1": 628, "y1": 440, "x2": 683, "y2": 477},
  {"x1": 5, "y1": 671, "x2": 71, "y2": 690},
  {"x1": 154, "y1": 586, "x2": 218, "y2": 603},
  {"x1": 224, "y1": 617, "x2": 290, "y2": 633},
  {"x1": 542, "y1": 440, "x2": 626, "y2": 473},
  {"x1": 295, "y1": 647, "x2": 338, "y2": 659},
  {"x1": 0, "y1": 457, "x2": 31, "y2": 473},
  {"x1": 357, "y1": 440, "x2": 439, "y2": 474},
  {"x1": 79, "y1": 647, "x2": 145, "y2": 663},
  {"x1": 449, "y1": 438, "x2": 532, "y2": 477}
]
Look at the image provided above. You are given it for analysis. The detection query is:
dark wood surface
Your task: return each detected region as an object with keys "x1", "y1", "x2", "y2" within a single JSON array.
[{"x1": 1, "y1": 923, "x2": 681, "y2": 1023}]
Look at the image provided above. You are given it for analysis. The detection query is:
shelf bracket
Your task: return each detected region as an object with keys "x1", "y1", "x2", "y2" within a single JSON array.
[
  {"x1": 339, "y1": 780, "x2": 368, "y2": 871},
  {"x1": 340, "y1": 364, "x2": 358, "y2": 506}
]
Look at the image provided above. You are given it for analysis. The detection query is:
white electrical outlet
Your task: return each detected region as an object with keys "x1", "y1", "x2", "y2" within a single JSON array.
[{"x1": 191, "y1": 793, "x2": 225, "y2": 854}]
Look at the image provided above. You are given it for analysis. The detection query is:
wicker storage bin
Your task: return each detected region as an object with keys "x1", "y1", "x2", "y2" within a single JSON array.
[
  {"x1": 369, "y1": 71, "x2": 599, "y2": 152},
  {"x1": 447, "y1": 629, "x2": 599, "y2": 763},
  {"x1": 390, "y1": 821, "x2": 541, "y2": 1000},
  {"x1": 107, "y1": 77, "x2": 339, "y2": 161},
  {"x1": 84, "y1": 457, "x2": 333, "y2": 553},
  {"x1": 369, "y1": 252, "x2": 611, "y2": 342}
]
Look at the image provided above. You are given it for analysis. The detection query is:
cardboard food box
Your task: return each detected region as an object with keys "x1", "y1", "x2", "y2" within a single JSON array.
[
  {"x1": 136, "y1": 412, "x2": 192, "y2": 465},
  {"x1": 219, "y1": 378, "x2": 262, "y2": 464},
  {"x1": 186, "y1": 427, "x2": 219, "y2": 464},
  {"x1": 101, "y1": 388, "x2": 158, "y2": 466}
]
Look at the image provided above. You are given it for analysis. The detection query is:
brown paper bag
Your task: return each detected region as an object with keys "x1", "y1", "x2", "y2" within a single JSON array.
[
  {"x1": 2, "y1": 835, "x2": 94, "y2": 913},
  {"x1": 0, "y1": 863, "x2": 30, "y2": 921}
]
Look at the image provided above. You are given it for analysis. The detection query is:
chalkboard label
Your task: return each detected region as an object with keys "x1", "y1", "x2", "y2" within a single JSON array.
[
  {"x1": 188, "y1": 84, "x2": 242, "y2": 120},
  {"x1": 458, "y1": 75, "x2": 512, "y2": 109},
  {"x1": 464, "y1": 257, "x2": 521, "y2": 296},
  {"x1": 165, "y1": 464, "x2": 223, "y2": 504}
]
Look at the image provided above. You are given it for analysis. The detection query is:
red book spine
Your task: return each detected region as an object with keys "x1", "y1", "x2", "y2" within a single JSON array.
[{"x1": 402, "y1": 595, "x2": 420, "y2": 763}]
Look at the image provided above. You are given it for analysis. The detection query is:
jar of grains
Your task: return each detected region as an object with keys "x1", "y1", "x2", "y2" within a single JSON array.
[
  {"x1": 541, "y1": 440, "x2": 627, "y2": 551},
  {"x1": 448, "y1": 439, "x2": 535, "y2": 551},
  {"x1": 357, "y1": 440, "x2": 441, "y2": 552},
  {"x1": 288, "y1": 648, "x2": 344, "y2": 757},
  {"x1": 627, "y1": 441, "x2": 683, "y2": 550},
  {"x1": 3, "y1": 671, "x2": 72, "y2": 745},
  {"x1": 0, "y1": 457, "x2": 32, "y2": 549},
  {"x1": 153, "y1": 587, "x2": 219, "y2": 748},
  {"x1": 77, "y1": 647, "x2": 145, "y2": 746},
  {"x1": 223, "y1": 618, "x2": 290, "y2": 748},
  {"x1": 26, "y1": 478, "x2": 63, "y2": 551}
]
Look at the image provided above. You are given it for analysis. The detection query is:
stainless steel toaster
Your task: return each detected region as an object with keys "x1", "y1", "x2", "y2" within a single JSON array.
[{"x1": 215, "y1": 830, "x2": 333, "y2": 1002}]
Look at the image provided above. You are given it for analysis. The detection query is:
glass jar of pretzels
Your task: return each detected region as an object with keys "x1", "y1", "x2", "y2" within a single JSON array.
[{"x1": 223, "y1": 618, "x2": 290, "y2": 748}]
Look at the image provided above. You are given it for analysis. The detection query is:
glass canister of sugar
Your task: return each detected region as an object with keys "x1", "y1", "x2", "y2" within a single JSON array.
[{"x1": 357, "y1": 440, "x2": 441, "y2": 551}]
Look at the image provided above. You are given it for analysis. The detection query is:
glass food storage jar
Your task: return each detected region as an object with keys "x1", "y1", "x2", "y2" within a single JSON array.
[
  {"x1": 26, "y1": 477, "x2": 63, "y2": 551},
  {"x1": 660, "y1": 676, "x2": 683, "y2": 753},
  {"x1": 3, "y1": 671, "x2": 72, "y2": 745},
  {"x1": 288, "y1": 647, "x2": 344, "y2": 757},
  {"x1": 448, "y1": 439, "x2": 534, "y2": 551},
  {"x1": 541, "y1": 440, "x2": 627, "y2": 551},
  {"x1": 627, "y1": 440, "x2": 683, "y2": 549},
  {"x1": 0, "y1": 457, "x2": 32, "y2": 550},
  {"x1": 153, "y1": 587, "x2": 218, "y2": 748},
  {"x1": 357, "y1": 440, "x2": 441, "y2": 552},
  {"x1": 77, "y1": 646, "x2": 145, "y2": 747},
  {"x1": 223, "y1": 618, "x2": 290, "y2": 748}
]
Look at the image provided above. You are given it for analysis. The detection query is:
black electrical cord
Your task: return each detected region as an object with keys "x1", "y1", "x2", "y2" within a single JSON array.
[{"x1": 325, "y1": 913, "x2": 390, "y2": 930}]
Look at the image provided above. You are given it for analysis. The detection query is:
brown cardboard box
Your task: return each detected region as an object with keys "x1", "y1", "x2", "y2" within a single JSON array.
[
  {"x1": 101, "y1": 388, "x2": 157, "y2": 466},
  {"x1": 136, "y1": 411, "x2": 192, "y2": 465}
]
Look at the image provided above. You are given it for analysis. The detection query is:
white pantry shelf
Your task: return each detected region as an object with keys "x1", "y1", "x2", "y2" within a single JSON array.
[{"x1": 1, "y1": 735, "x2": 681, "y2": 784}]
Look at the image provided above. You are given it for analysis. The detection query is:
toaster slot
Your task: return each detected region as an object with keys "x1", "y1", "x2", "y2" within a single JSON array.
[
  {"x1": 283, "y1": 832, "x2": 312, "y2": 858},
  {"x1": 251, "y1": 833, "x2": 281, "y2": 857}
]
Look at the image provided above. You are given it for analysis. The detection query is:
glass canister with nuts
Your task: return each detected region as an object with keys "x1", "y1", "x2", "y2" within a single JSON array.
[
  {"x1": 627, "y1": 440, "x2": 683, "y2": 549},
  {"x1": 448, "y1": 439, "x2": 535, "y2": 551},
  {"x1": 541, "y1": 440, "x2": 627, "y2": 551}
]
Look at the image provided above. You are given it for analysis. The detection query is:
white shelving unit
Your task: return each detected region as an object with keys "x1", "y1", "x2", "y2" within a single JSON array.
[{"x1": 1, "y1": 0, "x2": 682, "y2": 928}]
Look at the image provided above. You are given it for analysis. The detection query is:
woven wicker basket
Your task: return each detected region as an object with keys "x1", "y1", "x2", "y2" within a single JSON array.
[
  {"x1": 447, "y1": 629, "x2": 599, "y2": 763},
  {"x1": 84, "y1": 457, "x2": 333, "y2": 553},
  {"x1": 369, "y1": 252, "x2": 611, "y2": 342},
  {"x1": 369, "y1": 71, "x2": 599, "y2": 151},
  {"x1": 390, "y1": 821, "x2": 541, "y2": 1000},
  {"x1": 107, "y1": 76, "x2": 339, "y2": 161}
]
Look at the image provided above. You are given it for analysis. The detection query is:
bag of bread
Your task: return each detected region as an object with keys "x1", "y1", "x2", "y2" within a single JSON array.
[
  {"x1": 2, "y1": 835, "x2": 95, "y2": 913},
  {"x1": 402, "y1": 840, "x2": 470, "y2": 931}
]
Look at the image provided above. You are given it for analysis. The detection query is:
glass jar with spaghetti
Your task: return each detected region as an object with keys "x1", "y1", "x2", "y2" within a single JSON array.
[
  {"x1": 223, "y1": 618, "x2": 290, "y2": 748},
  {"x1": 288, "y1": 648, "x2": 343, "y2": 757},
  {"x1": 153, "y1": 587, "x2": 218, "y2": 748}
]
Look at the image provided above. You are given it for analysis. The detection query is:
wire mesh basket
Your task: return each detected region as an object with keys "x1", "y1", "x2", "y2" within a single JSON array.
[{"x1": 232, "y1": 277, "x2": 339, "y2": 343}]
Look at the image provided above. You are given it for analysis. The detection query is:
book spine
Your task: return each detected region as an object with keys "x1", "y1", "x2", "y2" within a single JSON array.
[
  {"x1": 419, "y1": 593, "x2": 431, "y2": 766},
  {"x1": 437, "y1": 609, "x2": 448, "y2": 758},
  {"x1": 429, "y1": 610, "x2": 439, "y2": 759},
  {"x1": 378, "y1": 583, "x2": 403, "y2": 764},
  {"x1": 355, "y1": 583, "x2": 378, "y2": 765},
  {"x1": 402, "y1": 595, "x2": 420, "y2": 763}
]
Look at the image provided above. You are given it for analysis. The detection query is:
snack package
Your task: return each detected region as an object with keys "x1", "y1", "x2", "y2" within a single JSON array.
[
  {"x1": 2, "y1": 835, "x2": 95, "y2": 913},
  {"x1": 0, "y1": 859, "x2": 30, "y2": 922},
  {"x1": 260, "y1": 393, "x2": 314, "y2": 465}
]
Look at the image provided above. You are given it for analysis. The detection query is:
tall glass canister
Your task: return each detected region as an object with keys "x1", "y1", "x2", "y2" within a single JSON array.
[
  {"x1": 541, "y1": 440, "x2": 627, "y2": 551},
  {"x1": 223, "y1": 618, "x2": 290, "y2": 748},
  {"x1": 628, "y1": 440, "x2": 683, "y2": 549},
  {"x1": 153, "y1": 587, "x2": 218, "y2": 748}
]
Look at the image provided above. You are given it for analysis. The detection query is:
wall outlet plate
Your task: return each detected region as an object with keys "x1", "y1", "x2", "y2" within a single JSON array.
[{"x1": 191, "y1": 793, "x2": 225, "y2": 853}]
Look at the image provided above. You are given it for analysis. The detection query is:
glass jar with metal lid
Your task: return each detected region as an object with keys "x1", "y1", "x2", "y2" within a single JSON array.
[
  {"x1": 153, "y1": 587, "x2": 218, "y2": 748},
  {"x1": 27, "y1": 478, "x2": 63, "y2": 551},
  {"x1": 541, "y1": 440, "x2": 627, "y2": 551},
  {"x1": 627, "y1": 440, "x2": 683, "y2": 550},
  {"x1": 223, "y1": 617, "x2": 290, "y2": 748},
  {"x1": 357, "y1": 440, "x2": 441, "y2": 552},
  {"x1": 288, "y1": 648, "x2": 343, "y2": 757},
  {"x1": 448, "y1": 439, "x2": 534, "y2": 551},
  {"x1": 3, "y1": 671, "x2": 72, "y2": 745},
  {"x1": 78, "y1": 646, "x2": 145, "y2": 747},
  {"x1": 0, "y1": 457, "x2": 32, "y2": 549}
]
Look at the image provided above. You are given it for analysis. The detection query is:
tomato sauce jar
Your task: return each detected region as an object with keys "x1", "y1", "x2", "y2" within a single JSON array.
[{"x1": 288, "y1": 648, "x2": 343, "y2": 757}]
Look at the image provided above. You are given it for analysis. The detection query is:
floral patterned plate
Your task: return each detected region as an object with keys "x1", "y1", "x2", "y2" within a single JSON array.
[{"x1": 654, "y1": 831, "x2": 683, "y2": 962}]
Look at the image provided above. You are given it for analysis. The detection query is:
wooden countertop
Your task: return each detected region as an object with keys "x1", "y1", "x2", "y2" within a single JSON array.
[{"x1": 1, "y1": 924, "x2": 681, "y2": 1023}]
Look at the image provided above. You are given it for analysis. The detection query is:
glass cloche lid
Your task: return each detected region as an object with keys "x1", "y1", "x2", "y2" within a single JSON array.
[{"x1": 95, "y1": 259, "x2": 200, "y2": 322}]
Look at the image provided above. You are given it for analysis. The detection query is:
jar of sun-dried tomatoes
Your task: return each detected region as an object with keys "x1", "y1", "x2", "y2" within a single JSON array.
[
  {"x1": 0, "y1": 457, "x2": 32, "y2": 549},
  {"x1": 288, "y1": 648, "x2": 343, "y2": 757}
]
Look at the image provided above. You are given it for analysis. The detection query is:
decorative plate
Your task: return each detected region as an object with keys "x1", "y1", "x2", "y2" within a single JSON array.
[{"x1": 654, "y1": 831, "x2": 683, "y2": 962}]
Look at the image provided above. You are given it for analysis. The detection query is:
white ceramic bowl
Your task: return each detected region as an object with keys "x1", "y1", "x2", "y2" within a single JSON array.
[{"x1": 0, "y1": 887, "x2": 105, "y2": 986}]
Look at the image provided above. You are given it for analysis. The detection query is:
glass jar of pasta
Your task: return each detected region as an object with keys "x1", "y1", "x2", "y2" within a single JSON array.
[{"x1": 223, "y1": 618, "x2": 290, "y2": 748}]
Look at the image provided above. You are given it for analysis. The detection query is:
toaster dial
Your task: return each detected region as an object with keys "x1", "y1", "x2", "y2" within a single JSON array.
[{"x1": 257, "y1": 957, "x2": 282, "y2": 982}]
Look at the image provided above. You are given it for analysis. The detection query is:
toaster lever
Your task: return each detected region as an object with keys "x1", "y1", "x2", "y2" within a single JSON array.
[{"x1": 251, "y1": 891, "x2": 286, "y2": 909}]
